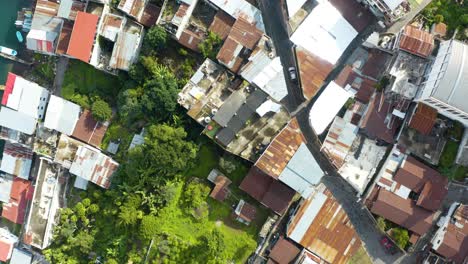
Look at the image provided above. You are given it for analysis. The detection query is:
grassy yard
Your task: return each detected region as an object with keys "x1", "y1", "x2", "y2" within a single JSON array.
[
  {"x1": 348, "y1": 246, "x2": 373, "y2": 264},
  {"x1": 61, "y1": 60, "x2": 123, "y2": 106}
]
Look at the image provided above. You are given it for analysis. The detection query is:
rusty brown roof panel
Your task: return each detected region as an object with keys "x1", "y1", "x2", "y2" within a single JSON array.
[
  {"x1": 296, "y1": 48, "x2": 333, "y2": 100},
  {"x1": 255, "y1": 118, "x2": 305, "y2": 178},
  {"x1": 178, "y1": 29, "x2": 204, "y2": 52},
  {"x1": 209, "y1": 10, "x2": 236, "y2": 40},
  {"x1": 56, "y1": 20, "x2": 73, "y2": 55},
  {"x1": 138, "y1": 3, "x2": 160, "y2": 27},
  {"x1": 288, "y1": 187, "x2": 362, "y2": 264},
  {"x1": 72, "y1": 110, "x2": 109, "y2": 148},
  {"x1": 436, "y1": 204, "x2": 468, "y2": 263},
  {"x1": 399, "y1": 26, "x2": 435, "y2": 58},
  {"x1": 408, "y1": 103, "x2": 437, "y2": 135},
  {"x1": 361, "y1": 49, "x2": 391, "y2": 80},
  {"x1": 229, "y1": 18, "x2": 262, "y2": 50}
]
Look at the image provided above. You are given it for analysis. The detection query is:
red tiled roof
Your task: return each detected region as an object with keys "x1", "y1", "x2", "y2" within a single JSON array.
[
  {"x1": 399, "y1": 26, "x2": 435, "y2": 58},
  {"x1": 408, "y1": 103, "x2": 437, "y2": 135},
  {"x1": 210, "y1": 175, "x2": 232, "y2": 201},
  {"x1": 0, "y1": 240, "x2": 13, "y2": 262},
  {"x1": 72, "y1": 110, "x2": 108, "y2": 148},
  {"x1": 2, "y1": 72, "x2": 16, "y2": 105},
  {"x1": 432, "y1": 23, "x2": 447, "y2": 37},
  {"x1": 370, "y1": 188, "x2": 435, "y2": 235},
  {"x1": 356, "y1": 78, "x2": 377, "y2": 104},
  {"x1": 209, "y1": 10, "x2": 235, "y2": 40},
  {"x1": 435, "y1": 205, "x2": 468, "y2": 264},
  {"x1": 239, "y1": 201, "x2": 257, "y2": 222},
  {"x1": 240, "y1": 167, "x2": 295, "y2": 215},
  {"x1": 67, "y1": 12, "x2": 99, "y2": 62},
  {"x1": 394, "y1": 156, "x2": 448, "y2": 211},
  {"x1": 2, "y1": 177, "x2": 33, "y2": 225},
  {"x1": 269, "y1": 237, "x2": 301, "y2": 264}
]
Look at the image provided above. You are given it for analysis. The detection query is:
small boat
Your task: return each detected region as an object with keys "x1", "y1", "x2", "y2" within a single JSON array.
[
  {"x1": 16, "y1": 31, "x2": 23, "y2": 42},
  {"x1": 0, "y1": 46, "x2": 18, "y2": 56}
]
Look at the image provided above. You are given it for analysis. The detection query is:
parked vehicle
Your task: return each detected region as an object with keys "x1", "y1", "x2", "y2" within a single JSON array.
[{"x1": 288, "y1": 67, "x2": 297, "y2": 82}]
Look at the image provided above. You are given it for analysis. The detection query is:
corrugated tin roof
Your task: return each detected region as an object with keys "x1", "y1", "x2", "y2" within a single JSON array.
[
  {"x1": 279, "y1": 143, "x2": 324, "y2": 198},
  {"x1": 208, "y1": 0, "x2": 265, "y2": 32},
  {"x1": 296, "y1": 47, "x2": 334, "y2": 100},
  {"x1": 288, "y1": 185, "x2": 362, "y2": 264},
  {"x1": 0, "y1": 142, "x2": 33, "y2": 180},
  {"x1": 57, "y1": 0, "x2": 73, "y2": 19},
  {"x1": 240, "y1": 48, "x2": 272, "y2": 83},
  {"x1": 0, "y1": 174, "x2": 13, "y2": 204},
  {"x1": 100, "y1": 13, "x2": 124, "y2": 42},
  {"x1": 72, "y1": 109, "x2": 109, "y2": 148},
  {"x1": 44, "y1": 95, "x2": 81, "y2": 135},
  {"x1": 408, "y1": 103, "x2": 437, "y2": 135},
  {"x1": 321, "y1": 117, "x2": 358, "y2": 168},
  {"x1": 252, "y1": 57, "x2": 288, "y2": 102},
  {"x1": 291, "y1": 1, "x2": 358, "y2": 64},
  {"x1": 67, "y1": 12, "x2": 99, "y2": 62},
  {"x1": 287, "y1": 0, "x2": 307, "y2": 18},
  {"x1": 255, "y1": 118, "x2": 305, "y2": 178},
  {"x1": 208, "y1": 10, "x2": 236, "y2": 40},
  {"x1": 0, "y1": 107, "x2": 37, "y2": 135},
  {"x1": 69, "y1": 145, "x2": 119, "y2": 189},
  {"x1": 110, "y1": 30, "x2": 142, "y2": 70},
  {"x1": 213, "y1": 90, "x2": 246, "y2": 127}
]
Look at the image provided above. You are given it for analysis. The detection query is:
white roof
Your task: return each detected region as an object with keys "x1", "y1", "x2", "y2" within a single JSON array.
[
  {"x1": 44, "y1": 95, "x2": 80, "y2": 135},
  {"x1": 321, "y1": 117, "x2": 358, "y2": 166},
  {"x1": 384, "y1": 0, "x2": 404, "y2": 11},
  {"x1": 26, "y1": 29, "x2": 57, "y2": 42},
  {"x1": 252, "y1": 57, "x2": 288, "y2": 102},
  {"x1": 0, "y1": 174, "x2": 13, "y2": 203},
  {"x1": 309, "y1": 81, "x2": 351, "y2": 135},
  {"x1": 74, "y1": 176, "x2": 89, "y2": 190},
  {"x1": 10, "y1": 248, "x2": 32, "y2": 264},
  {"x1": 5, "y1": 75, "x2": 49, "y2": 119},
  {"x1": 290, "y1": 1, "x2": 358, "y2": 64},
  {"x1": 209, "y1": 0, "x2": 265, "y2": 32},
  {"x1": 256, "y1": 100, "x2": 281, "y2": 117},
  {"x1": 279, "y1": 143, "x2": 324, "y2": 198},
  {"x1": 287, "y1": 0, "x2": 307, "y2": 18},
  {"x1": 421, "y1": 40, "x2": 468, "y2": 114},
  {"x1": 288, "y1": 189, "x2": 327, "y2": 242},
  {"x1": 0, "y1": 107, "x2": 37, "y2": 135}
]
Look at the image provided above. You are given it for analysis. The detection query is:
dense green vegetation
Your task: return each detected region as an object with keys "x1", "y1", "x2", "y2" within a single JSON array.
[
  {"x1": 438, "y1": 122, "x2": 467, "y2": 181},
  {"x1": 422, "y1": 0, "x2": 468, "y2": 39},
  {"x1": 46, "y1": 25, "x2": 263, "y2": 263},
  {"x1": 198, "y1": 31, "x2": 223, "y2": 60},
  {"x1": 390, "y1": 228, "x2": 410, "y2": 249}
]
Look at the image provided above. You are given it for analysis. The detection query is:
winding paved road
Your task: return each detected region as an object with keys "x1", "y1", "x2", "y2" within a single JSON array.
[{"x1": 255, "y1": 0, "x2": 427, "y2": 263}]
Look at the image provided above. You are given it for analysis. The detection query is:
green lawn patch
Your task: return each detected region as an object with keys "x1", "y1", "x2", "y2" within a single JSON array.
[
  {"x1": 62, "y1": 60, "x2": 123, "y2": 106},
  {"x1": 439, "y1": 140, "x2": 459, "y2": 169}
]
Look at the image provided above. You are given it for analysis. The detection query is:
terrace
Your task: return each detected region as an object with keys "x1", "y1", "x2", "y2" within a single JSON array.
[
  {"x1": 24, "y1": 158, "x2": 61, "y2": 250},
  {"x1": 54, "y1": 134, "x2": 85, "y2": 169}
]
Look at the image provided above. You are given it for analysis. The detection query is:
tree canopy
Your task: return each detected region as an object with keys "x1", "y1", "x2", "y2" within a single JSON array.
[{"x1": 91, "y1": 98, "x2": 112, "y2": 121}]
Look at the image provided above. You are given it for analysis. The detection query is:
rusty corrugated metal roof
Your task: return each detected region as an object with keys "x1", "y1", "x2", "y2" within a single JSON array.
[{"x1": 399, "y1": 26, "x2": 435, "y2": 58}]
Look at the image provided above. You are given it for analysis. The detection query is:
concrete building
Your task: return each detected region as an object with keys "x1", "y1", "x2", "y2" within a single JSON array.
[{"x1": 417, "y1": 40, "x2": 468, "y2": 127}]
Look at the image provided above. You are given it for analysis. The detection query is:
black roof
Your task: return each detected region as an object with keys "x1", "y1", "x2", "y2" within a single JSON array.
[
  {"x1": 213, "y1": 91, "x2": 246, "y2": 127},
  {"x1": 246, "y1": 89, "x2": 268, "y2": 110},
  {"x1": 215, "y1": 128, "x2": 236, "y2": 146}
]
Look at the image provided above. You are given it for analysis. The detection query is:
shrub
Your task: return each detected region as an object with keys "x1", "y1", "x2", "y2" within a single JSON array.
[
  {"x1": 376, "y1": 217, "x2": 387, "y2": 232},
  {"x1": 198, "y1": 32, "x2": 222, "y2": 59},
  {"x1": 91, "y1": 98, "x2": 112, "y2": 122},
  {"x1": 390, "y1": 228, "x2": 410, "y2": 249},
  {"x1": 434, "y1": 14, "x2": 444, "y2": 23}
]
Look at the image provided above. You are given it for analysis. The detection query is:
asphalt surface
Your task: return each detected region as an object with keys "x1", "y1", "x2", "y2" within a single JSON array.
[{"x1": 256, "y1": 0, "x2": 416, "y2": 263}]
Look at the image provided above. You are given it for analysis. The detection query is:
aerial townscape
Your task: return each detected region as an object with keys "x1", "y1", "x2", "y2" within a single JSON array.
[{"x1": 0, "y1": 0, "x2": 467, "y2": 263}]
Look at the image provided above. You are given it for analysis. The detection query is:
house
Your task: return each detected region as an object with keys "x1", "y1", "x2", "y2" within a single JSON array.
[
  {"x1": 360, "y1": 92, "x2": 409, "y2": 144},
  {"x1": 267, "y1": 237, "x2": 301, "y2": 264},
  {"x1": 72, "y1": 109, "x2": 109, "y2": 148},
  {"x1": 234, "y1": 199, "x2": 256, "y2": 225},
  {"x1": 290, "y1": 0, "x2": 358, "y2": 65},
  {"x1": 44, "y1": 95, "x2": 81, "y2": 135},
  {"x1": 295, "y1": 47, "x2": 333, "y2": 100},
  {"x1": 360, "y1": 0, "x2": 407, "y2": 23},
  {"x1": 207, "y1": 169, "x2": 231, "y2": 201},
  {"x1": 430, "y1": 203, "x2": 468, "y2": 264},
  {"x1": 24, "y1": 158, "x2": 60, "y2": 250},
  {"x1": 67, "y1": 12, "x2": 99, "y2": 63},
  {"x1": 0, "y1": 142, "x2": 33, "y2": 180},
  {"x1": 168, "y1": 0, "x2": 199, "y2": 39},
  {"x1": 178, "y1": 59, "x2": 290, "y2": 161},
  {"x1": 2, "y1": 72, "x2": 50, "y2": 119},
  {"x1": 207, "y1": 0, "x2": 265, "y2": 32},
  {"x1": 0, "y1": 107, "x2": 37, "y2": 136},
  {"x1": 254, "y1": 119, "x2": 324, "y2": 197},
  {"x1": 54, "y1": 134, "x2": 85, "y2": 169},
  {"x1": 2, "y1": 177, "x2": 33, "y2": 225},
  {"x1": 240, "y1": 167, "x2": 295, "y2": 215},
  {"x1": 309, "y1": 81, "x2": 351, "y2": 135},
  {"x1": 287, "y1": 184, "x2": 363, "y2": 264},
  {"x1": 334, "y1": 65, "x2": 377, "y2": 104},
  {"x1": 408, "y1": 103, "x2": 438, "y2": 135},
  {"x1": 69, "y1": 145, "x2": 119, "y2": 189},
  {"x1": 396, "y1": 26, "x2": 434, "y2": 58},
  {"x1": 417, "y1": 40, "x2": 468, "y2": 127},
  {"x1": 321, "y1": 117, "x2": 358, "y2": 168},
  {"x1": 431, "y1": 22, "x2": 447, "y2": 38},
  {"x1": 117, "y1": 0, "x2": 161, "y2": 27},
  {"x1": 10, "y1": 248, "x2": 33, "y2": 264},
  {"x1": 208, "y1": 10, "x2": 235, "y2": 40},
  {"x1": 0, "y1": 228, "x2": 18, "y2": 263},
  {"x1": 216, "y1": 17, "x2": 263, "y2": 73},
  {"x1": 366, "y1": 148, "x2": 448, "y2": 239}
]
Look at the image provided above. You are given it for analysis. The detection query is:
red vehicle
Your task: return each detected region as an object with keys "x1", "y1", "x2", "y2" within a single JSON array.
[{"x1": 380, "y1": 236, "x2": 398, "y2": 255}]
